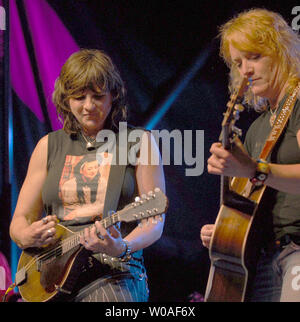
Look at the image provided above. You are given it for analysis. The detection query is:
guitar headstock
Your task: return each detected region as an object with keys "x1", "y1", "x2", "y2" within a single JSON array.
[
  {"x1": 222, "y1": 77, "x2": 250, "y2": 127},
  {"x1": 220, "y1": 77, "x2": 251, "y2": 148},
  {"x1": 118, "y1": 188, "x2": 168, "y2": 223}
]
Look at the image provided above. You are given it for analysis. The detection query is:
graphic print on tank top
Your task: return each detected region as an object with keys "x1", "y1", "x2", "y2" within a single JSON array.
[{"x1": 58, "y1": 152, "x2": 113, "y2": 222}]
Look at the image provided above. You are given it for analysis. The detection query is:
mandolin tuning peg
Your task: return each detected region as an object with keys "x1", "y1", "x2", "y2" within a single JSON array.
[{"x1": 107, "y1": 210, "x2": 116, "y2": 216}]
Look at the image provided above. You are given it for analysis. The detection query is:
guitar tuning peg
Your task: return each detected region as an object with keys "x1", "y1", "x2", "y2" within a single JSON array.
[
  {"x1": 135, "y1": 196, "x2": 141, "y2": 202},
  {"x1": 234, "y1": 104, "x2": 244, "y2": 112},
  {"x1": 232, "y1": 125, "x2": 242, "y2": 137}
]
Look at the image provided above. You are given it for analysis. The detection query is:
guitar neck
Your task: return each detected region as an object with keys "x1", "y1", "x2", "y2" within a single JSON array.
[
  {"x1": 46, "y1": 188, "x2": 166, "y2": 259},
  {"x1": 219, "y1": 121, "x2": 231, "y2": 206},
  {"x1": 15, "y1": 188, "x2": 167, "y2": 299},
  {"x1": 61, "y1": 212, "x2": 121, "y2": 254},
  {"x1": 220, "y1": 175, "x2": 230, "y2": 206}
]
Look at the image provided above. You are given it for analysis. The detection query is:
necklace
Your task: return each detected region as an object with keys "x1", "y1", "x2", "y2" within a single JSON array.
[
  {"x1": 81, "y1": 132, "x2": 96, "y2": 150},
  {"x1": 269, "y1": 106, "x2": 279, "y2": 127}
]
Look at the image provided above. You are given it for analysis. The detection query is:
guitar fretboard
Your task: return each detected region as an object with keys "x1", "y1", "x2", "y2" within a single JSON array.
[{"x1": 60, "y1": 212, "x2": 121, "y2": 255}]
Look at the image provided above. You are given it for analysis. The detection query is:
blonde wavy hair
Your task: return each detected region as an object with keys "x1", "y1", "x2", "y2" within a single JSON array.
[
  {"x1": 219, "y1": 8, "x2": 300, "y2": 111},
  {"x1": 52, "y1": 49, "x2": 127, "y2": 133}
]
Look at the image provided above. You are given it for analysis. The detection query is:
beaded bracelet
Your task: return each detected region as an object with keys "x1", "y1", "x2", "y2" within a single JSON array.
[
  {"x1": 250, "y1": 159, "x2": 270, "y2": 186},
  {"x1": 118, "y1": 240, "x2": 132, "y2": 262}
]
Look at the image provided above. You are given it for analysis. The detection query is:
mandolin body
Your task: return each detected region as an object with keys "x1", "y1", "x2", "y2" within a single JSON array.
[{"x1": 17, "y1": 224, "x2": 87, "y2": 302}]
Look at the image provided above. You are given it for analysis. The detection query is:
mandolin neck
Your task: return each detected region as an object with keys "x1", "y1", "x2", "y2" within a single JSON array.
[{"x1": 61, "y1": 212, "x2": 121, "y2": 254}]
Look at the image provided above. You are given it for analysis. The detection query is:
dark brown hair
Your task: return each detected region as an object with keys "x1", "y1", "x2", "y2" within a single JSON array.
[{"x1": 52, "y1": 49, "x2": 127, "y2": 133}]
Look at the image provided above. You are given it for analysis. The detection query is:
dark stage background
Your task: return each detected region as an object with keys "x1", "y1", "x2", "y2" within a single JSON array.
[{"x1": 1, "y1": 0, "x2": 300, "y2": 301}]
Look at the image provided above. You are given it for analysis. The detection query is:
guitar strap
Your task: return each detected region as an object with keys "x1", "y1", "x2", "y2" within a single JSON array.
[
  {"x1": 102, "y1": 126, "x2": 143, "y2": 219},
  {"x1": 102, "y1": 163, "x2": 126, "y2": 219},
  {"x1": 102, "y1": 128, "x2": 129, "y2": 219},
  {"x1": 259, "y1": 83, "x2": 300, "y2": 160}
]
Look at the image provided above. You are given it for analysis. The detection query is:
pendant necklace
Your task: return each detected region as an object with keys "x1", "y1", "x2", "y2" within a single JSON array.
[
  {"x1": 269, "y1": 106, "x2": 279, "y2": 127},
  {"x1": 81, "y1": 132, "x2": 96, "y2": 151}
]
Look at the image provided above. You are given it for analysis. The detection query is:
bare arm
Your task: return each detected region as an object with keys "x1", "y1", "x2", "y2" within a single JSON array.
[
  {"x1": 9, "y1": 135, "x2": 57, "y2": 249},
  {"x1": 82, "y1": 131, "x2": 166, "y2": 256},
  {"x1": 124, "y1": 131, "x2": 166, "y2": 251}
]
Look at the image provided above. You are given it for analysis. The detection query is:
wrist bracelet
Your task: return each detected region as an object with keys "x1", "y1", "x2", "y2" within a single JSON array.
[
  {"x1": 118, "y1": 240, "x2": 132, "y2": 262},
  {"x1": 250, "y1": 159, "x2": 270, "y2": 186}
]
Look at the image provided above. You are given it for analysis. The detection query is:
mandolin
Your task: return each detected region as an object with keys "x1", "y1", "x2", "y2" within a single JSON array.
[{"x1": 15, "y1": 188, "x2": 168, "y2": 302}]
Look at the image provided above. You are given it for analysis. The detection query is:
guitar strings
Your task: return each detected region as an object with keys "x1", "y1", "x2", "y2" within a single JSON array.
[
  {"x1": 21, "y1": 232, "x2": 82, "y2": 273},
  {"x1": 19, "y1": 196, "x2": 162, "y2": 278},
  {"x1": 22, "y1": 200, "x2": 161, "y2": 273},
  {"x1": 35, "y1": 208, "x2": 158, "y2": 264},
  {"x1": 22, "y1": 213, "x2": 121, "y2": 272}
]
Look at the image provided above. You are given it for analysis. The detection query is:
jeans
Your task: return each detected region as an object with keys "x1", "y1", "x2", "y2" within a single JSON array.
[{"x1": 249, "y1": 242, "x2": 300, "y2": 302}]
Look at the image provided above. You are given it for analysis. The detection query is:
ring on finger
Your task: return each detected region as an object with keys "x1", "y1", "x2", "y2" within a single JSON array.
[
  {"x1": 42, "y1": 217, "x2": 48, "y2": 224},
  {"x1": 97, "y1": 232, "x2": 104, "y2": 240},
  {"x1": 47, "y1": 229, "x2": 52, "y2": 235}
]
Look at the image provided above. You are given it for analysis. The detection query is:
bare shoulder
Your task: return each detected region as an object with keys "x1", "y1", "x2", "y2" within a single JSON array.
[
  {"x1": 33, "y1": 134, "x2": 48, "y2": 155},
  {"x1": 27, "y1": 134, "x2": 49, "y2": 173},
  {"x1": 35, "y1": 134, "x2": 48, "y2": 152}
]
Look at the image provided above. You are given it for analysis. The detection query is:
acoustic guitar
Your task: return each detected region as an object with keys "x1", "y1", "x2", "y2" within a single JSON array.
[
  {"x1": 205, "y1": 79, "x2": 300, "y2": 302},
  {"x1": 204, "y1": 77, "x2": 265, "y2": 302},
  {"x1": 15, "y1": 188, "x2": 168, "y2": 302}
]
